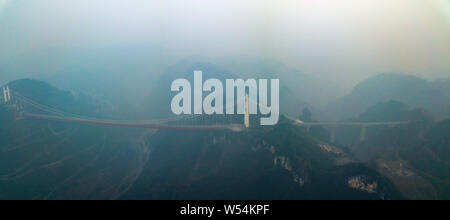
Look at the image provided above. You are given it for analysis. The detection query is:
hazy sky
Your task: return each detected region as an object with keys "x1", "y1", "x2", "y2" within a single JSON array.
[{"x1": 0, "y1": 0, "x2": 449, "y2": 87}]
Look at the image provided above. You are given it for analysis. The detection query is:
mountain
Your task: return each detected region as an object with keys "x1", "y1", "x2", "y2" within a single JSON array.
[
  {"x1": 121, "y1": 119, "x2": 403, "y2": 200},
  {"x1": 220, "y1": 58, "x2": 345, "y2": 108},
  {"x1": 328, "y1": 73, "x2": 450, "y2": 121},
  {"x1": 143, "y1": 60, "x2": 329, "y2": 121},
  {"x1": 0, "y1": 80, "x2": 150, "y2": 199},
  {"x1": 143, "y1": 61, "x2": 237, "y2": 118},
  {"x1": 351, "y1": 100, "x2": 434, "y2": 123},
  {"x1": 426, "y1": 119, "x2": 450, "y2": 162},
  {"x1": 8, "y1": 79, "x2": 103, "y2": 117},
  {"x1": 333, "y1": 101, "x2": 450, "y2": 200},
  {"x1": 0, "y1": 79, "x2": 403, "y2": 200},
  {"x1": 0, "y1": 47, "x2": 169, "y2": 120}
]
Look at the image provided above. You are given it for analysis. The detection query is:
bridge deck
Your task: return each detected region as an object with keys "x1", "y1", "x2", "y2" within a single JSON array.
[
  {"x1": 293, "y1": 120, "x2": 409, "y2": 127},
  {"x1": 24, "y1": 112, "x2": 244, "y2": 131}
]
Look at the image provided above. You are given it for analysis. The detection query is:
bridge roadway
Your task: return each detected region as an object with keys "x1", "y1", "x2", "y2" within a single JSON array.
[
  {"x1": 7, "y1": 89, "x2": 410, "y2": 143},
  {"x1": 22, "y1": 112, "x2": 409, "y2": 143},
  {"x1": 292, "y1": 120, "x2": 409, "y2": 127},
  {"x1": 23, "y1": 112, "x2": 245, "y2": 132},
  {"x1": 291, "y1": 119, "x2": 409, "y2": 143}
]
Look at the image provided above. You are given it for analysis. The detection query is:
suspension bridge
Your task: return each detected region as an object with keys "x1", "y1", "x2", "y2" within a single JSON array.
[
  {"x1": 1, "y1": 85, "x2": 409, "y2": 143},
  {"x1": 5, "y1": 88, "x2": 247, "y2": 132}
]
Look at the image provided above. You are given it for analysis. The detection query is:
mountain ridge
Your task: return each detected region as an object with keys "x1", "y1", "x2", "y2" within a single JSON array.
[{"x1": 328, "y1": 73, "x2": 450, "y2": 121}]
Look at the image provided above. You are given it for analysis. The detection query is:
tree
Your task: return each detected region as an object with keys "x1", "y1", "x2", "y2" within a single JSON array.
[{"x1": 300, "y1": 107, "x2": 312, "y2": 122}]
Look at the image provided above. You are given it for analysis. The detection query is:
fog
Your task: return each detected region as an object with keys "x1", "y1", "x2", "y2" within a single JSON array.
[{"x1": 0, "y1": 0, "x2": 449, "y2": 94}]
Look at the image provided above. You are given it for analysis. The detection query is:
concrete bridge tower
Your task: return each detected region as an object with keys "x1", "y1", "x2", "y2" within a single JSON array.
[
  {"x1": 360, "y1": 125, "x2": 367, "y2": 142},
  {"x1": 330, "y1": 126, "x2": 336, "y2": 144},
  {"x1": 244, "y1": 93, "x2": 250, "y2": 129},
  {"x1": 2, "y1": 86, "x2": 11, "y2": 103}
]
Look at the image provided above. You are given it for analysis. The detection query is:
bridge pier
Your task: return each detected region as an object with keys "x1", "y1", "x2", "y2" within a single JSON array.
[
  {"x1": 360, "y1": 126, "x2": 367, "y2": 142},
  {"x1": 244, "y1": 93, "x2": 250, "y2": 129},
  {"x1": 330, "y1": 126, "x2": 336, "y2": 144}
]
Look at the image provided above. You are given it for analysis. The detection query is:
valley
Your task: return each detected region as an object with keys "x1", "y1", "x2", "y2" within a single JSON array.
[{"x1": 0, "y1": 70, "x2": 448, "y2": 200}]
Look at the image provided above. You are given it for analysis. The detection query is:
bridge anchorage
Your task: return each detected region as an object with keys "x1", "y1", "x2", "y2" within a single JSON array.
[{"x1": 1, "y1": 86, "x2": 25, "y2": 120}]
